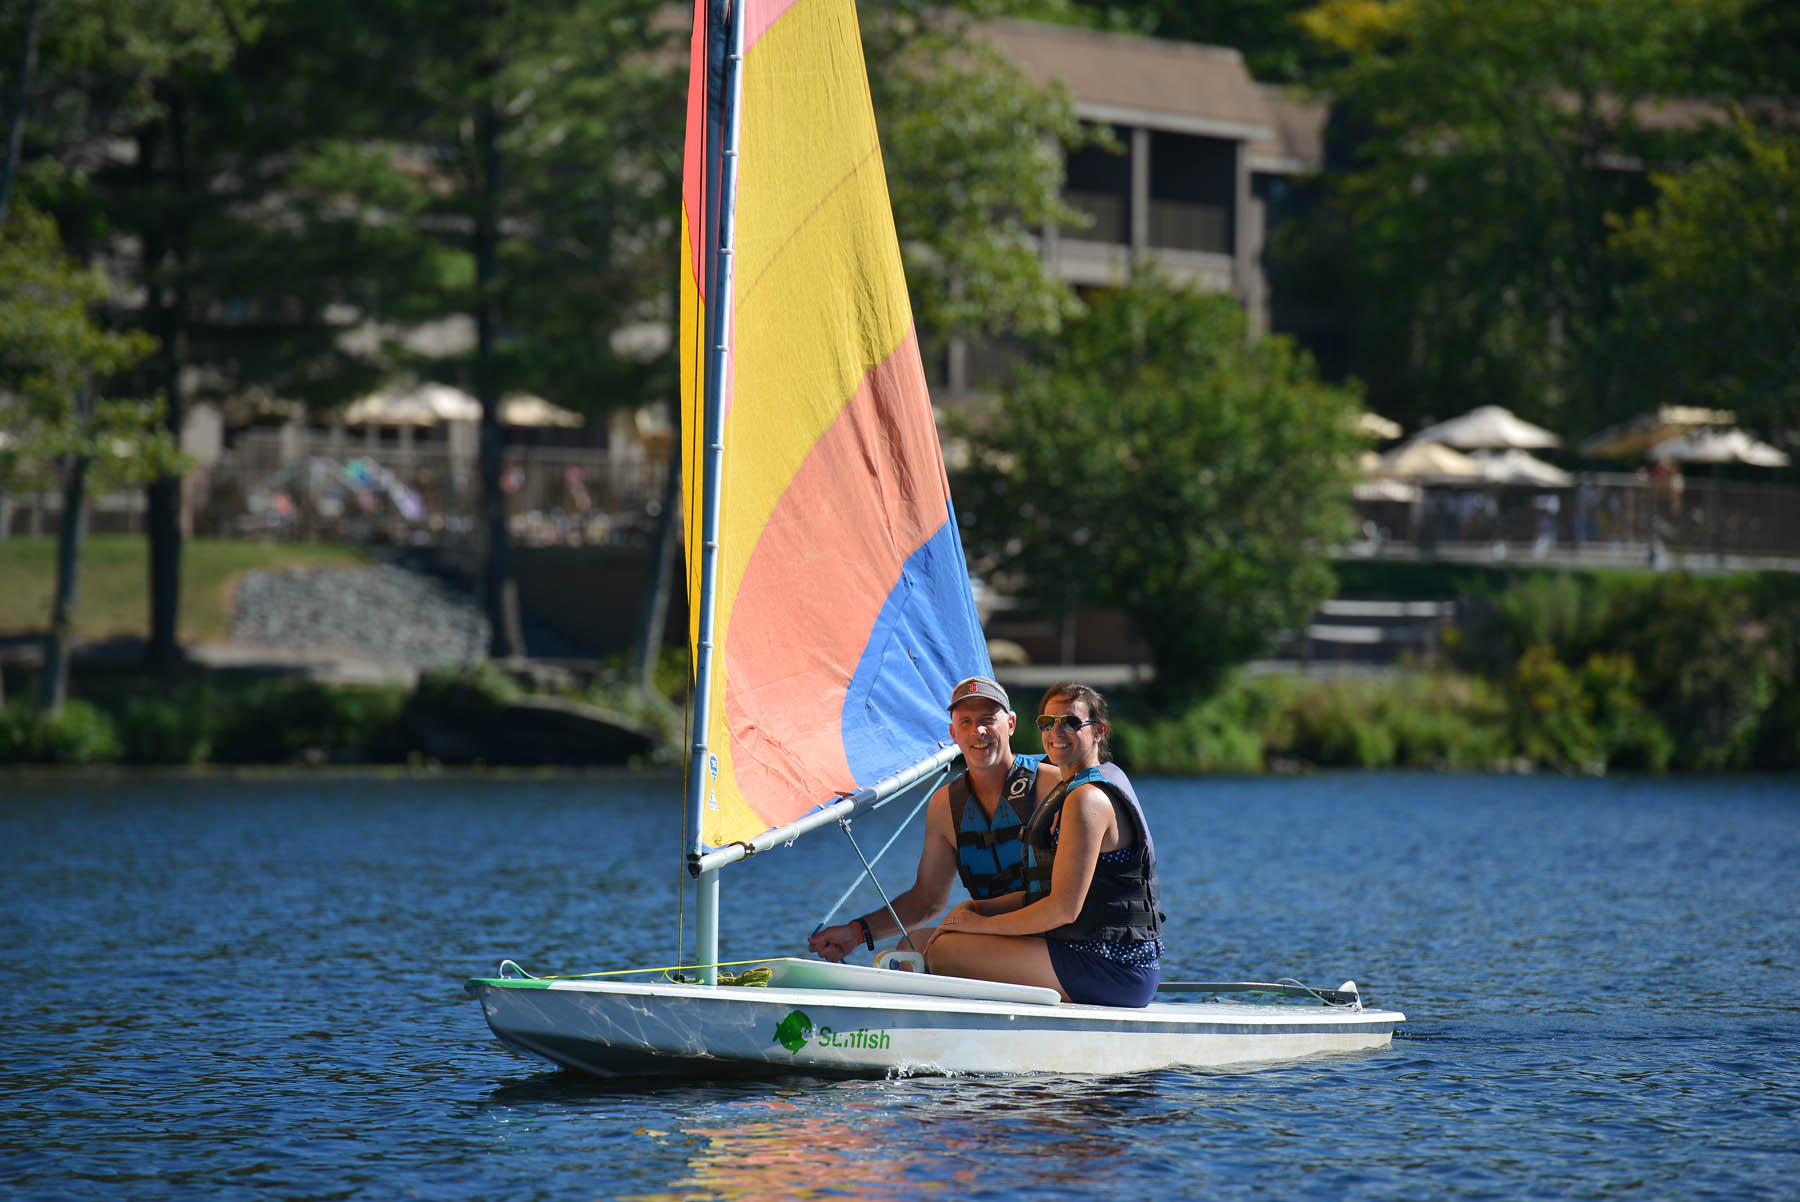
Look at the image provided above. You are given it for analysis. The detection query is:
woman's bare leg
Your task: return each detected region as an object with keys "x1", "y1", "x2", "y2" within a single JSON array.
[{"x1": 926, "y1": 933, "x2": 1067, "y2": 1000}]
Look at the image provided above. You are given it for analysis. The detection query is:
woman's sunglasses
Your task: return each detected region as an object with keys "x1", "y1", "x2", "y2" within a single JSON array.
[{"x1": 1035, "y1": 715, "x2": 1098, "y2": 734}]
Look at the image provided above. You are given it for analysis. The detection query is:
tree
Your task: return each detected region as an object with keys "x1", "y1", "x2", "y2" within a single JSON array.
[
  {"x1": 5, "y1": 0, "x2": 265, "y2": 669},
  {"x1": 867, "y1": 2, "x2": 1089, "y2": 353},
  {"x1": 0, "y1": 206, "x2": 177, "y2": 712},
  {"x1": 953, "y1": 271, "x2": 1364, "y2": 699},
  {"x1": 1283, "y1": 0, "x2": 1742, "y2": 436},
  {"x1": 1611, "y1": 120, "x2": 1800, "y2": 450},
  {"x1": 273, "y1": 0, "x2": 681, "y2": 660}
]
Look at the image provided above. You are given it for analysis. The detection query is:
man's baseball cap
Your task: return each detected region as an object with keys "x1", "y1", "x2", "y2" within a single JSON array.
[{"x1": 947, "y1": 675, "x2": 1010, "y2": 711}]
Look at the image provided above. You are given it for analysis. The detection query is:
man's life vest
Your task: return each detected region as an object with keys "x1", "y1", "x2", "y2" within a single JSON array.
[
  {"x1": 947, "y1": 758, "x2": 1042, "y2": 899},
  {"x1": 1020, "y1": 763, "x2": 1163, "y2": 944}
]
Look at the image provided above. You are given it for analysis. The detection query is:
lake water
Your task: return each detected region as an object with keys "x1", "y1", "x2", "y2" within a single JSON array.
[{"x1": 3, "y1": 771, "x2": 1796, "y2": 1200}]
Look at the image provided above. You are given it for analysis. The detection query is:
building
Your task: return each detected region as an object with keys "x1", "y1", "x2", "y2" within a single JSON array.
[{"x1": 932, "y1": 19, "x2": 1328, "y2": 401}]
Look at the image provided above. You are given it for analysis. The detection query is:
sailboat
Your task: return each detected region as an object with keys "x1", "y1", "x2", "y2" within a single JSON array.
[{"x1": 466, "y1": 0, "x2": 1404, "y2": 1077}]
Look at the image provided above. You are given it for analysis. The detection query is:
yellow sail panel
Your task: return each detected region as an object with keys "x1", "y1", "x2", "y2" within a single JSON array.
[{"x1": 684, "y1": 0, "x2": 988, "y2": 851}]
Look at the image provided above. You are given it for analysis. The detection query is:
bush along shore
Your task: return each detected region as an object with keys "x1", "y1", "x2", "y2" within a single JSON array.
[
  {"x1": 3, "y1": 568, "x2": 1796, "y2": 773},
  {"x1": 1112, "y1": 571, "x2": 1800, "y2": 775},
  {"x1": 0, "y1": 660, "x2": 681, "y2": 769}
]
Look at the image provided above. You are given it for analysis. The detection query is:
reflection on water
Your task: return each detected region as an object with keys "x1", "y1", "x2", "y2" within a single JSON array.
[
  {"x1": 597, "y1": 1075, "x2": 1157, "y2": 1202},
  {"x1": 3, "y1": 772, "x2": 1797, "y2": 1201}
]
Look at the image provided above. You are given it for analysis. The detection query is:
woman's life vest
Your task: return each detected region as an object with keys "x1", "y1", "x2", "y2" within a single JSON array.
[
  {"x1": 1020, "y1": 763, "x2": 1163, "y2": 944},
  {"x1": 947, "y1": 758, "x2": 1042, "y2": 899}
]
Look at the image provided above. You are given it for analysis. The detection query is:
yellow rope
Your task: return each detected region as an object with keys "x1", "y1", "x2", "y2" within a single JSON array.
[{"x1": 544, "y1": 956, "x2": 784, "y2": 982}]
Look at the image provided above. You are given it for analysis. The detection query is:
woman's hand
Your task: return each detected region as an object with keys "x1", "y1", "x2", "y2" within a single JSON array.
[{"x1": 934, "y1": 901, "x2": 983, "y2": 935}]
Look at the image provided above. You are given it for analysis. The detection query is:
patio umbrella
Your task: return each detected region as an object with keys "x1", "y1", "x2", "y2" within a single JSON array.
[
  {"x1": 1648, "y1": 428, "x2": 1790, "y2": 468},
  {"x1": 500, "y1": 393, "x2": 585, "y2": 428},
  {"x1": 344, "y1": 382, "x2": 481, "y2": 426},
  {"x1": 1376, "y1": 439, "x2": 1485, "y2": 481},
  {"x1": 1412, "y1": 404, "x2": 1560, "y2": 450},
  {"x1": 1580, "y1": 406, "x2": 1736, "y2": 459},
  {"x1": 1470, "y1": 449, "x2": 1573, "y2": 487},
  {"x1": 1357, "y1": 412, "x2": 1402, "y2": 440},
  {"x1": 1648, "y1": 428, "x2": 1790, "y2": 562}
]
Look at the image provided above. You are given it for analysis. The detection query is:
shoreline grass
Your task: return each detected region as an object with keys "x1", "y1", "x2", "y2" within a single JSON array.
[{"x1": 0, "y1": 536, "x2": 366, "y2": 644}]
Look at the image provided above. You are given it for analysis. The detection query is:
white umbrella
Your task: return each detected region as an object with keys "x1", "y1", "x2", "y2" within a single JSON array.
[
  {"x1": 1581, "y1": 406, "x2": 1736, "y2": 459},
  {"x1": 1647, "y1": 429, "x2": 1789, "y2": 562},
  {"x1": 1648, "y1": 428, "x2": 1789, "y2": 468},
  {"x1": 1357, "y1": 412, "x2": 1402, "y2": 440},
  {"x1": 1376, "y1": 439, "x2": 1485, "y2": 481},
  {"x1": 500, "y1": 393, "x2": 584, "y2": 428},
  {"x1": 1413, "y1": 404, "x2": 1560, "y2": 450},
  {"x1": 1470, "y1": 449, "x2": 1573, "y2": 487},
  {"x1": 344, "y1": 382, "x2": 481, "y2": 426}
]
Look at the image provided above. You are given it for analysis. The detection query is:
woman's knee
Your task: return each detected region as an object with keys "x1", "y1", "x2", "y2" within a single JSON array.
[{"x1": 924, "y1": 932, "x2": 974, "y2": 975}]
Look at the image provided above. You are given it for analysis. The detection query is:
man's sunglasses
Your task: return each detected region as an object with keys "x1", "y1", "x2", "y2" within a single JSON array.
[{"x1": 1035, "y1": 715, "x2": 1098, "y2": 734}]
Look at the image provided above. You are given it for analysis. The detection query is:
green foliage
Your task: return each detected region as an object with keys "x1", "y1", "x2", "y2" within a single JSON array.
[
  {"x1": 1498, "y1": 647, "x2": 1672, "y2": 773},
  {"x1": 0, "y1": 206, "x2": 177, "y2": 489},
  {"x1": 114, "y1": 686, "x2": 215, "y2": 765},
  {"x1": 1112, "y1": 682, "x2": 1267, "y2": 774},
  {"x1": 1613, "y1": 580, "x2": 1772, "y2": 771},
  {"x1": 870, "y1": 5, "x2": 1088, "y2": 349},
  {"x1": 957, "y1": 272, "x2": 1364, "y2": 698},
  {"x1": 0, "y1": 697, "x2": 122, "y2": 764},
  {"x1": 1504, "y1": 645, "x2": 1603, "y2": 772},
  {"x1": 1611, "y1": 118, "x2": 1800, "y2": 442},
  {"x1": 412, "y1": 662, "x2": 524, "y2": 714},
  {"x1": 1285, "y1": 0, "x2": 1747, "y2": 434},
  {"x1": 211, "y1": 679, "x2": 409, "y2": 764},
  {"x1": 1116, "y1": 671, "x2": 1511, "y2": 774},
  {"x1": 1455, "y1": 570, "x2": 1785, "y2": 772}
]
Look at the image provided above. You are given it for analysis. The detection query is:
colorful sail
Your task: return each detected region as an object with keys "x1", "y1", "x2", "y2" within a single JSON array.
[{"x1": 680, "y1": 0, "x2": 990, "y2": 853}]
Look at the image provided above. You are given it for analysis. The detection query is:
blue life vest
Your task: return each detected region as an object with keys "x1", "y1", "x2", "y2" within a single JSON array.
[{"x1": 948, "y1": 757, "x2": 1043, "y2": 899}]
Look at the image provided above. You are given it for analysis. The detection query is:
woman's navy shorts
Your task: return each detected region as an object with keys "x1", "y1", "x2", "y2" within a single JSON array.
[{"x1": 1046, "y1": 940, "x2": 1161, "y2": 1007}]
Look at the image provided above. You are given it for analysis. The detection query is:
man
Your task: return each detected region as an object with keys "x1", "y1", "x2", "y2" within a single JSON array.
[{"x1": 807, "y1": 675, "x2": 1055, "y2": 962}]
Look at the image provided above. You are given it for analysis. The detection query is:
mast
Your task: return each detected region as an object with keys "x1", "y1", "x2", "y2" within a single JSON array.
[{"x1": 684, "y1": 0, "x2": 745, "y2": 986}]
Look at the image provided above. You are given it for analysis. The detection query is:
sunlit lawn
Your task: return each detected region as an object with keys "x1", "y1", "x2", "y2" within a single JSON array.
[{"x1": 0, "y1": 536, "x2": 365, "y2": 643}]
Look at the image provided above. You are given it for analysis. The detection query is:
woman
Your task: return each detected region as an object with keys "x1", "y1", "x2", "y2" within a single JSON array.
[{"x1": 926, "y1": 682, "x2": 1163, "y2": 1006}]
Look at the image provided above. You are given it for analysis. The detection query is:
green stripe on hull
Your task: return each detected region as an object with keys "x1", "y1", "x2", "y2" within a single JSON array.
[{"x1": 466, "y1": 977, "x2": 553, "y2": 991}]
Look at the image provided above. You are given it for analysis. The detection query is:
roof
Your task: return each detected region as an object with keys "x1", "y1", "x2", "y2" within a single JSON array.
[
  {"x1": 976, "y1": 19, "x2": 1276, "y2": 145},
  {"x1": 1249, "y1": 85, "x2": 1328, "y2": 173}
]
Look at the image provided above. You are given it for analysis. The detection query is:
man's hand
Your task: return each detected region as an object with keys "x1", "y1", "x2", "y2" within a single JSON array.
[{"x1": 807, "y1": 923, "x2": 860, "y2": 963}]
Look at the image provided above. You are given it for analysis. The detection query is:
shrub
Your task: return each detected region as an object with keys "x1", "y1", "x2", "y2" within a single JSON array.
[
  {"x1": 1382, "y1": 675, "x2": 1509, "y2": 770},
  {"x1": 1613, "y1": 579, "x2": 1772, "y2": 770},
  {"x1": 214, "y1": 680, "x2": 409, "y2": 763},
  {"x1": 116, "y1": 689, "x2": 216, "y2": 765},
  {"x1": 0, "y1": 699, "x2": 125, "y2": 765},
  {"x1": 1265, "y1": 677, "x2": 1398, "y2": 768},
  {"x1": 1113, "y1": 682, "x2": 1265, "y2": 774}
]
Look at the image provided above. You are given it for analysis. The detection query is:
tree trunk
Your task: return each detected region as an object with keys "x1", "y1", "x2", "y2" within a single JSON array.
[
  {"x1": 474, "y1": 91, "x2": 524, "y2": 659},
  {"x1": 144, "y1": 87, "x2": 189, "y2": 668},
  {"x1": 41, "y1": 447, "x2": 92, "y2": 715},
  {"x1": 632, "y1": 401, "x2": 683, "y2": 694},
  {"x1": 0, "y1": 0, "x2": 41, "y2": 228}
]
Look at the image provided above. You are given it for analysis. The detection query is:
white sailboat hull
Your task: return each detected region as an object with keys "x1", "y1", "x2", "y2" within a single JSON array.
[{"x1": 467, "y1": 971, "x2": 1404, "y2": 1078}]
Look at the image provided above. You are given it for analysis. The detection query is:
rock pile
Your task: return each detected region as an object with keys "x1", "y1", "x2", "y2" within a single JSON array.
[{"x1": 231, "y1": 564, "x2": 489, "y2": 668}]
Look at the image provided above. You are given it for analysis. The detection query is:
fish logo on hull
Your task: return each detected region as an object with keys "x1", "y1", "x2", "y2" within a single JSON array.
[{"x1": 773, "y1": 1010, "x2": 813, "y2": 1053}]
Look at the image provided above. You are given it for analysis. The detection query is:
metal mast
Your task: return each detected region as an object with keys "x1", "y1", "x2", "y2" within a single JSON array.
[{"x1": 683, "y1": 0, "x2": 745, "y2": 987}]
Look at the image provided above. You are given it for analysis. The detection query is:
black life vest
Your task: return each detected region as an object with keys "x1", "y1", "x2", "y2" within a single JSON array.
[
  {"x1": 947, "y1": 758, "x2": 1042, "y2": 900},
  {"x1": 1020, "y1": 763, "x2": 1163, "y2": 944}
]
